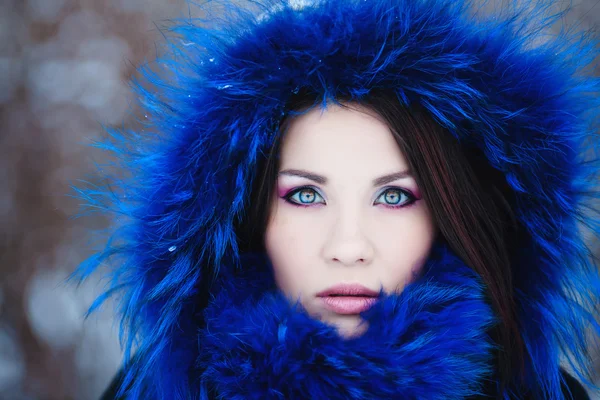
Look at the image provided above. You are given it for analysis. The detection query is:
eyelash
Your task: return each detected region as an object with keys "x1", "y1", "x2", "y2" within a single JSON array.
[{"x1": 282, "y1": 186, "x2": 418, "y2": 209}]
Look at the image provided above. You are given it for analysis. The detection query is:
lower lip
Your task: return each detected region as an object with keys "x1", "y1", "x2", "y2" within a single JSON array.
[{"x1": 319, "y1": 296, "x2": 378, "y2": 314}]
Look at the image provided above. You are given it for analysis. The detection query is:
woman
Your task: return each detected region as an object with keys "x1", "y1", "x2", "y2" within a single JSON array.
[{"x1": 76, "y1": 0, "x2": 600, "y2": 398}]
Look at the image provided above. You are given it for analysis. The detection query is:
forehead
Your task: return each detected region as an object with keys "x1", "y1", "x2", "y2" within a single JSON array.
[{"x1": 279, "y1": 103, "x2": 409, "y2": 173}]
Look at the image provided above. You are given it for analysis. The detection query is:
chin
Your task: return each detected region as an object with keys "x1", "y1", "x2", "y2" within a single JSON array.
[{"x1": 329, "y1": 315, "x2": 369, "y2": 339}]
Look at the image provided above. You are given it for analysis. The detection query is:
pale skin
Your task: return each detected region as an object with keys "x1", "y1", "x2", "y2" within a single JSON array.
[{"x1": 264, "y1": 102, "x2": 437, "y2": 338}]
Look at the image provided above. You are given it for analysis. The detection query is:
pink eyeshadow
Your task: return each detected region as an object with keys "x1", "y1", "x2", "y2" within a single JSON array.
[{"x1": 276, "y1": 183, "x2": 296, "y2": 198}]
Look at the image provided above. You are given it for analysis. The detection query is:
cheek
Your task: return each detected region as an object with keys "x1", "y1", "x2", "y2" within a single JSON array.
[
  {"x1": 376, "y1": 209, "x2": 436, "y2": 292},
  {"x1": 264, "y1": 207, "x2": 321, "y2": 298}
]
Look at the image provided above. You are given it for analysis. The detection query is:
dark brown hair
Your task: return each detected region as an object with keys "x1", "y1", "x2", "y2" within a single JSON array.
[{"x1": 236, "y1": 88, "x2": 525, "y2": 393}]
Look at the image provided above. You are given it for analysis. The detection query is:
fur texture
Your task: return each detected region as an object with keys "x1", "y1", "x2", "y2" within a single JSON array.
[
  {"x1": 198, "y1": 246, "x2": 496, "y2": 399},
  {"x1": 70, "y1": 0, "x2": 600, "y2": 398}
]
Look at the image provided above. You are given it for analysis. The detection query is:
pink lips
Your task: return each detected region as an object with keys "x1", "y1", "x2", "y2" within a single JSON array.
[{"x1": 316, "y1": 284, "x2": 379, "y2": 315}]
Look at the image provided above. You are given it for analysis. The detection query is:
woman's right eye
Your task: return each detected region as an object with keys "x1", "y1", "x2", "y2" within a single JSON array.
[{"x1": 285, "y1": 187, "x2": 325, "y2": 206}]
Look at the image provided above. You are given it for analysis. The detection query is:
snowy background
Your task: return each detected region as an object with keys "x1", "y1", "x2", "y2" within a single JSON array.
[{"x1": 0, "y1": 0, "x2": 599, "y2": 399}]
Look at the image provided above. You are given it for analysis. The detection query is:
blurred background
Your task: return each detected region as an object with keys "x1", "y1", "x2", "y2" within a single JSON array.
[{"x1": 0, "y1": 0, "x2": 599, "y2": 399}]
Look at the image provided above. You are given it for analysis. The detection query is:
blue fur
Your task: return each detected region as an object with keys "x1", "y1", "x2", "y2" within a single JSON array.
[
  {"x1": 198, "y1": 246, "x2": 496, "y2": 399},
  {"x1": 69, "y1": 0, "x2": 600, "y2": 398}
]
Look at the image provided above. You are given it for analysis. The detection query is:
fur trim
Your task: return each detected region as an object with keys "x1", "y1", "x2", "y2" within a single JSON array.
[
  {"x1": 198, "y1": 245, "x2": 496, "y2": 400},
  {"x1": 70, "y1": 0, "x2": 600, "y2": 398}
]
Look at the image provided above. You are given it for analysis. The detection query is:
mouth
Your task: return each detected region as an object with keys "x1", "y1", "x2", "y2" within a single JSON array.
[{"x1": 316, "y1": 284, "x2": 379, "y2": 315}]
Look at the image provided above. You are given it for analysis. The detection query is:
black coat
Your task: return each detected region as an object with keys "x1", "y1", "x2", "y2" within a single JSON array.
[{"x1": 100, "y1": 366, "x2": 591, "y2": 399}]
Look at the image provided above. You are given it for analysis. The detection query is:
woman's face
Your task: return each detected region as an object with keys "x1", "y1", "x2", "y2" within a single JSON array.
[{"x1": 265, "y1": 103, "x2": 437, "y2": 337}]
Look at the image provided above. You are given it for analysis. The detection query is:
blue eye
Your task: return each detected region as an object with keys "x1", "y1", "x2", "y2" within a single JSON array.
[
  {"x1": 375, "y1": 188, "x2": 415, "y2": 207},
  {"x1": 286, "y1": 187, "x2": 325, "y2": 206},
  {"x1": 284, "y1": 187, "x2": 416, "y2": 208}
]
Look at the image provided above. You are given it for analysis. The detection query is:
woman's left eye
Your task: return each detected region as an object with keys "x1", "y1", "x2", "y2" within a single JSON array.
[{"x1": 374, "y1": 188, "x2": 415, "y2": 207}]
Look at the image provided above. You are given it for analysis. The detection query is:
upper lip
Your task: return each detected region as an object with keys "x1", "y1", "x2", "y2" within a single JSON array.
[{"x1": 316, "y1": 283, "x2": 379, "y2": 297}]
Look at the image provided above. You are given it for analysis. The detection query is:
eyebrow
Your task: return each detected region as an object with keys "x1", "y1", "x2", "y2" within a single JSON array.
[{"x1": 278, "y1": 169, "x2": 413, "y2": 186}]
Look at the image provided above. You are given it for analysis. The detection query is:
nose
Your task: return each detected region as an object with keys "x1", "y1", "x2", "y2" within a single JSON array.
[{"x1": 322, "y1": 210, "x2": 374, "y2": 266}]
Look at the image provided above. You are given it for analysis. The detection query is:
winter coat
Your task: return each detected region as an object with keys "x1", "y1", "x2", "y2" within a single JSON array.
[
  {"x1": 73, "y1": 0, "x2": 600, "y2": 398},
  {"x1": 100, "y1": 366, "x2": 591, "y2": 399}
]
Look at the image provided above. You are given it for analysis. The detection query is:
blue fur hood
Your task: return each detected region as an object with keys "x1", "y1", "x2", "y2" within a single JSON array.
[{"x1": 73, "y1": 0, "x2": 600, "y2": 398}]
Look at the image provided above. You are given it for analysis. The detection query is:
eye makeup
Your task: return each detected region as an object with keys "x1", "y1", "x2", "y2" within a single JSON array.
[
  {"x1": 378, "y1": 182, "x2": 421, "y2": 201},
  {"x1": 277, "y1": 182, "x2": 422, "y2": 209},
  {"x1": 373, "y1": 187, "x2": 420, "y2": 209},
  {"x1": 278, "y1": 183, "x2": 311, "y2": 199},
  {"x1": 279, "y1": 186, "x2": 326, "y2": 207}
]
